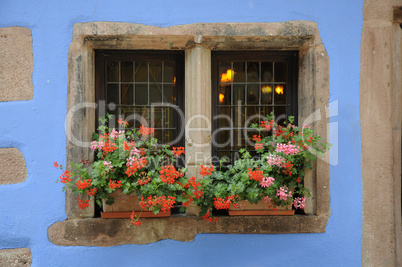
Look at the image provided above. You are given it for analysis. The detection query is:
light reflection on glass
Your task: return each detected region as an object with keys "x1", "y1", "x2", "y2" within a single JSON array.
[{"x1": 275, "y1": 85, "x2": 284, "y2": 95}]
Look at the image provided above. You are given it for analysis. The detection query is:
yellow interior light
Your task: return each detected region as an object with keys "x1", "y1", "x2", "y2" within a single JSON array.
[
  {"x1": 219, "y1": 93, "x2": 225, "y2": 103},
  {"x1": 261, "y1": 85, "x2": 272, "y2": 94},
  {"x1": 220, "y1": 69, "x2": 234, "y2": 83},
  {"x1": 275, "y1": 85, "x2": 284, "y2": 95}
]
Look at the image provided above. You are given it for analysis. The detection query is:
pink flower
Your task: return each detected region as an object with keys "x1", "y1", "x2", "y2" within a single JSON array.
[
  {"x1": 275, "y1": 142, "x2": 300, "y2": 155},
  {"x1": 293, "y1": 197, "x2": 306, "y2": 209},
  {"x1": 110, "y1": 128, "x2": 124, "y2": 139},
  {"x1": 276, "y1": 186, "x2": 292, "y2": 201},
  {"x1": 260, "y1": 177, "x2": 275, "y2": 188},
  {"x1": 267, "y1": 154, "x2": 285, "y2": 166}
]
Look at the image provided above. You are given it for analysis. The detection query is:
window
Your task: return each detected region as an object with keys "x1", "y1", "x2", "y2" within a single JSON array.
[
  {"x1": 95, "y1": 50, "x2": 185, "y2": 148},
  {"x1": 212, "y1": 51, "x2": 298, "y2": 164},
  {"x1": 51, "y1": 22, "x2": 330, "y2": 246}
]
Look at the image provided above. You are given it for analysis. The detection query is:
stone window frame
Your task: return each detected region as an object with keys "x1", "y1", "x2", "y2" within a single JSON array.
[{"x1": 48, "y1": 21, "x2": 330, "y2": 246}]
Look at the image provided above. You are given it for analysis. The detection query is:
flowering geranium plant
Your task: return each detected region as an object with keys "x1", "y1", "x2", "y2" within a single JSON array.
[
  {"x1": 193, "y1": 113, "x2": 331, "y2": 221},
  {"x1": 55, "y1": 115, "x2": 197, "y2": 221}
]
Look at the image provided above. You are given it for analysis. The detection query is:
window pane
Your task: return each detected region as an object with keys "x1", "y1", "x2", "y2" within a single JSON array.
[
  {"x1": 107, "y1": 84, "x2": 119, "y2": 105},
  {"x1": 107, "y1": 61, "x2": 119, "y2": 82},
  {"x1": 121, "y1": 84, "x2": 133, "y2": 105},
  {"x1": 274, "y1": 106, "x2": 287, "y2": 125},
  {"x1": 274, "y1": 62, "x2": 287, "y2": 82},
  {"x1": 149, "y1": 84, "x2": 162, "y2": 104},
  {"x1": 164, "y1": 107, "x2": 177, "y2": 128},
  {"x1": 164, "y1": 129, "x2": 177, "y2": 145},
  {"x1": 274, "y1": 84, "x2": 286, "y2": 104},
  {"x1": 234, "y1": 129, "x2": 244, "y2": 149},
  {"x1": 233, "y1": 106, "x2": 245, "y2": 127},
  {"x1": 135, "y1": 61, "x2": 148, "y2": 82},
  {"x1": 261, "y1": 62, "x2": 273, "y2": 82},
  {"x1": 149, "y1": 62, "x2": 162, "y2": 82},
  {"x1": 121, "y1": 62, "x2": 133, "y2": 82},
  {"x1": 216, "y1": 130, "x2": 231, "y2": 150},
  {"x1": 261, "y1": 106, "x2": 273, "y2": 120},
  {"x1": 218, "y1": 85, "x2": 231, "y2": 105},
  {"x1": 135, "y1": 85, "x2": 148, "y2": 105},
  {"x1": 218, "y1": 107, "x2": 231, "y2": 127},
  {"x1": 163, "y1": 61, "x2": 175, "y2": 83},
  {"x1": 134, "y1": 107, "x2": 148, "y2": 128},
  {"x1": 219, "y1": 62, "x2": 232, "y2": 83},
  {"x1": 233, "y1": 62, "x2": 245, "y2": 82},
  {"x1": 233, "y1": 85, "x2": 245, "y2": 105},
  {"x1": 261, "y1": 84, "x2": 273, "y2": 104},
  {"x1": 149, "y1": 107, "x2": 163, "y2": 128},
  {"x1": 247, "y1": 62, "x2": 259, "y2": 82},
  {"x1": 163, "y1": 85, "x2": 176, "y2": 104},
  {"x1": 246, "y1": 106, "x2": 260, "y2": 125},
  {"x1": 247, "y1": 85, "x2": 259, "y2": 104}
]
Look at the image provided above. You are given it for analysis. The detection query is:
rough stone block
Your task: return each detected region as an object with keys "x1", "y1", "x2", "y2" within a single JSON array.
[
  {"x1": 0, "y1": 148, "x2": 28, "y2": 184},
  {"x1": 0, "y1": 27, "x2": 33, "y2": 101},
  {"x1": 0, "y1": 248, "x2": 32, "y2": 266}
]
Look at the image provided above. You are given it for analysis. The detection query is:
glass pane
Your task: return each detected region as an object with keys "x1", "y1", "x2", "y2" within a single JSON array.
[
  {"x1": 234, "y1": 129, "x2": 245, "y2": 149},
  {"x1": 218, "y1": 107, "x2": 231, "y2": 127},
  {"x1": 274, "y1": 84, "x2": 286, "y2": 104},
  {"x1": 261, "y1": 62, "x2": 273, "y2": 82},
  {"x1": 274, "y1": 62, "x2": 287, "y2": 82},
  {"x1": 274, "y1": 106, "x2": 287, "y2": 126},
  {"x1": 216, "y1": 130, "x2": 231, "y2": 150},
  {"x1": 107, "y1": 61, "x2": 119, "y2": 82},
  {"x1": 233, "y1": 85, "x2": 245, "y2": 105},
  {"x1": 246, "y1": 106, "x2": 260, "y2": 125},
  {"x1": 233, "y1": 62, "x2": 245, "y2": 82},
  {"x1": 164, "y1": 108, "x2": 177, "y2": 128},
  {"x1": 107, "y1": 84, "x2": 119, "y2": 105},
  {"x1": 121, "y1": 84, "x2": 133, "y2": 105},
  {"x1": 163, "y1": 84, "x2": 176, "y2": 104},
  {"x1": 219, "y1": 62, "x2": 232, "y2": 83},
  {"x1": 134, "y1": 107, "x2": 149, "y2": 128},
  {"x1": 247, "y1": 62, "x2": 259, "y2": 82},
  {"x1": 135, "y1": 61, "x2": 148, "y2": 82},
  {"x1": 135, "y1": 85, "x2": 148, "y2": 105},
  {"x1": 164, "y1": 61, "x2": 175, "y2": 83},
  {"x1": 149, "y1": 85, "x2": 162, "y2": 104},
  {"x1": 149, "y1": 107, "x2": 163, "y2": 128},
  {"x1": 218, "y1": 85, "x2": 231, "y2": 105},
  {"x1": 233, "y1": 106, "x2": 245, "y2": 128},
  {"x1": 247, "y1": 85, "x2": 259, "y2": 104},
  {"x1": 154, "y1": 129, "x2": 162, "y2": 144},
  {"x1": 121, "y1": 62, "x2": 133, "y2": 82},
  {"x1": 149, "y1": 62, "x2": 162, "y2": 82},
  {"x1": 163, "y1": 129, "x2": 177, "y2": 145},
  {"x1": 261, "y1": 84, "x2": 273, "y2": 104}
]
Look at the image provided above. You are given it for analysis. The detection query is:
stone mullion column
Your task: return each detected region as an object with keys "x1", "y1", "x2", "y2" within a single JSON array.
[{"x1": 184, "y1": 45, "x2": 211, "y2": 216}]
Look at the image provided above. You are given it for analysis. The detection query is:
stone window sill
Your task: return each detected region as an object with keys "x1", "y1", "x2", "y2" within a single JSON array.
[{"x1": 48, "y1": 215, "x2": 329, "y2": 246}]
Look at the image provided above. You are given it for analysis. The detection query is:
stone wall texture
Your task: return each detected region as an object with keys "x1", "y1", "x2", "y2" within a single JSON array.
[
  {"x1": 0, "y1": 27, "x2": 33, "y2": 101},
  {"x1": 0, "y1": 148, "x2": 28, "y2": 184},
  {"x1": 0, "y1": 248, "x2": 32, "y2": 266}
]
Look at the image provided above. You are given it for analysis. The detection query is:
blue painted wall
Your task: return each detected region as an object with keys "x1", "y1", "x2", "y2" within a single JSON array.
[{"x1": 0, "y1": 0, "x2": 363, "y2": 266}]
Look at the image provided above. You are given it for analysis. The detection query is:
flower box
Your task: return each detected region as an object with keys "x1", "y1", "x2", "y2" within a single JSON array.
[
  {"x1": 101, "y1": 190, "x2": 171, "y2": 219},
  {"x1": 228, "y1": 200, "x2": 294, "y2": 216}
]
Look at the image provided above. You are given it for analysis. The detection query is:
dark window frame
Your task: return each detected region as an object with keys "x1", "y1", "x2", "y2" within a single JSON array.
[
  {"x1": 211, "y1": 50, "x2": 299, "y2": 163},
  {"x1": 95, "y1": 50, "x2": 185, "y2": 148}
]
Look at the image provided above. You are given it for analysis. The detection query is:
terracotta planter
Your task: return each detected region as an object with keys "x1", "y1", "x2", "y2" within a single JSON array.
[
  {"x1": 228, "y1": 200, "x2": 295, "y2": 216},
  {"x1": 100, "y1": 190, "x2": 171, "y2": 219}
]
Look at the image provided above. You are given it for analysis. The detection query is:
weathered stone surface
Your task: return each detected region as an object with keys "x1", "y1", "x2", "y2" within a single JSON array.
[
  {"x1": 48, "y1": 215, "x2": 328, "y2": 246},
  {"x1": 0, "y1": 148, "x2": 27, "y2": 185},
  {"x1": 361, "y1": 0, "x2": 402, "y2": 266},
  {"x1": 0, "y1": 248, "x2": 32, "y2": 266},
  {"x1": 0, "y1": 27, "x2": 33, "y2": 101}
]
